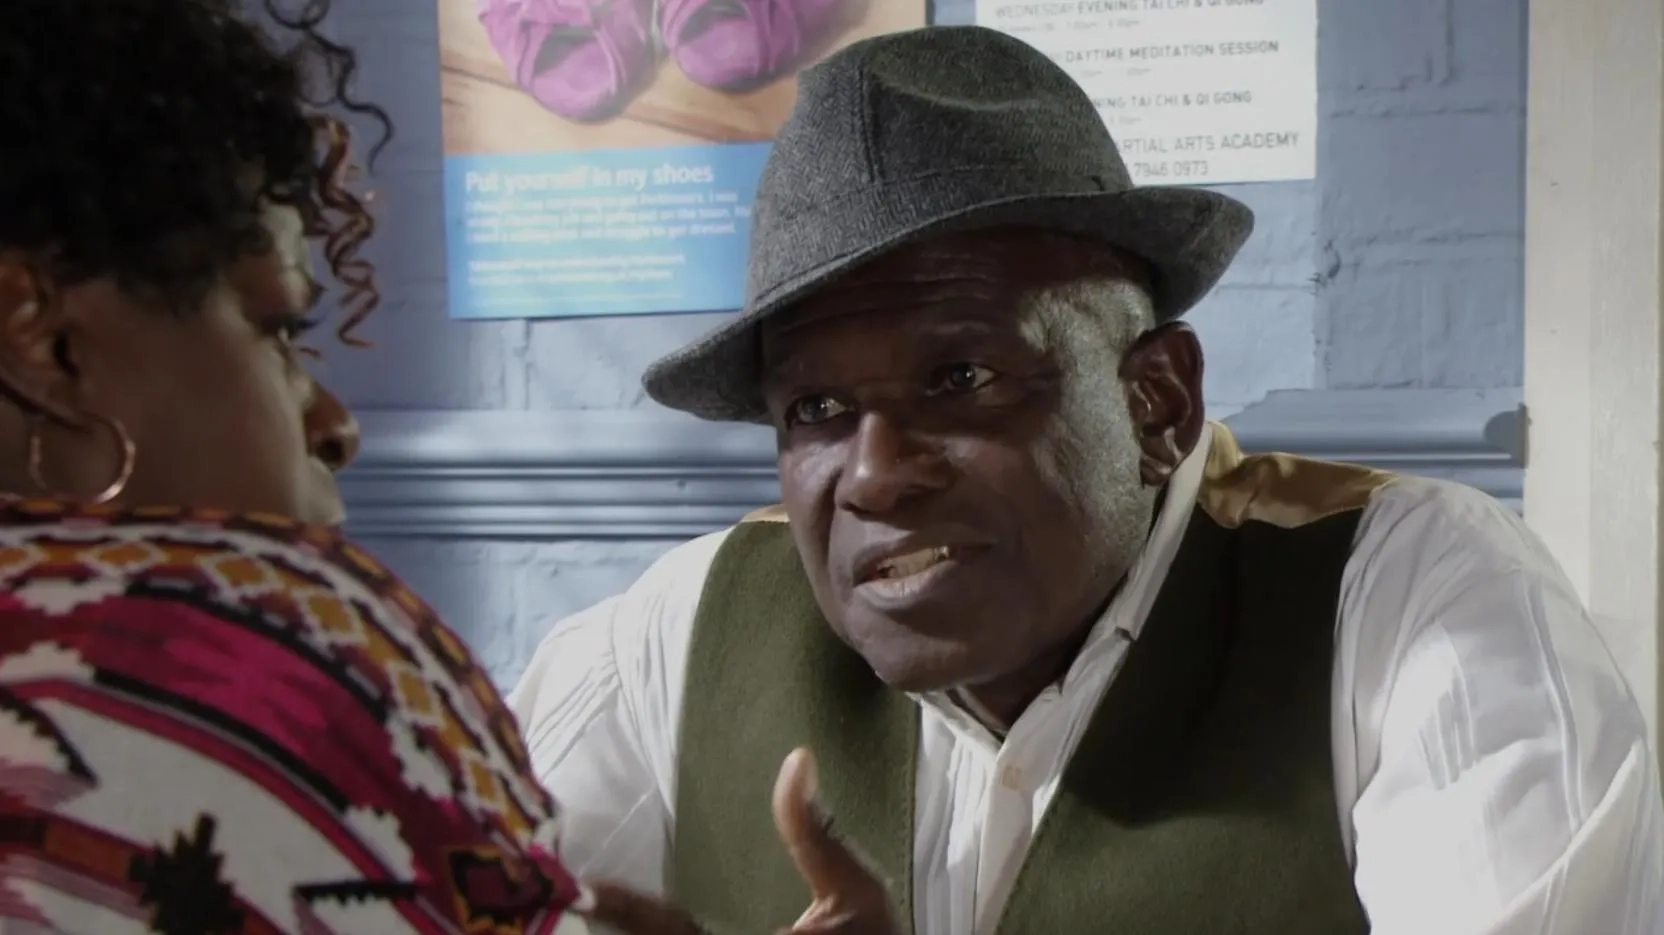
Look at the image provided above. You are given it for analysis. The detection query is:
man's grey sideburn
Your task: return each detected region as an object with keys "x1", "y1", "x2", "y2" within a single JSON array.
[{"x1": 1021, "y1": 276, "x2": 1162, "y2": 564}]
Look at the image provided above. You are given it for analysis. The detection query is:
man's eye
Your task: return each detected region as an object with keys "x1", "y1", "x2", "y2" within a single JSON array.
[
  {"x1": 789, "y1": 395, "x2": 849, "y2": 426},
  {"x1": 928, "y1": 363, "x2": 997, "y2": 395}
]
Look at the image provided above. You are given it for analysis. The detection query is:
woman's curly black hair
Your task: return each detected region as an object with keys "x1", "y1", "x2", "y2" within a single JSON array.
[{"x1": 0, "y1": 0, "x2": 393, "y2": 343}]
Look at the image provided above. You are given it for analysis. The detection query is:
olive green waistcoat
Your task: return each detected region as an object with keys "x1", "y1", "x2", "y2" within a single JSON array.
[{"x1": 671, "y1": 425, "x2": 1388, "y2": 934}]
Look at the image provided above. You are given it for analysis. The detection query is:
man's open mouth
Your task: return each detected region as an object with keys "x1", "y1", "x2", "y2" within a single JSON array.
[{"x1": 870, "y1": 546, "x2": 956, "y2": 581}]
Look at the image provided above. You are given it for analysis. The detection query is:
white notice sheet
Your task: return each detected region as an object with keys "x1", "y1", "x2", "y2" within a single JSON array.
[{"x1": 974, "y1": 0, "x2": 1318, "y2": 185}]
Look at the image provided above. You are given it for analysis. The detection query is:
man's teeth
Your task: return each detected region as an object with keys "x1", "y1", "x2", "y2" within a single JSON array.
[{"x1": 876, "y1": 547, "x2": 951, "y2": 579}]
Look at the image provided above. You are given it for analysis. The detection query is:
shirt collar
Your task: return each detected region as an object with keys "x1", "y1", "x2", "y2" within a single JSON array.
[{"x1": 1118, "y1": 422, "x2": 1212, "y2": 640}]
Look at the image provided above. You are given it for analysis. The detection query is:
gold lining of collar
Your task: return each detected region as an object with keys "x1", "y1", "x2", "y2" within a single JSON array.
[{"x1": 1198, "y1": 422, "x2": 1395, "y2": 530}]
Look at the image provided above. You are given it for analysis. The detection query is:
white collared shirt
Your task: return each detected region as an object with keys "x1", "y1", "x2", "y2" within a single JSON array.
[{"x1": 510, "y1": 430, "x2": 1664, "y2": 935}]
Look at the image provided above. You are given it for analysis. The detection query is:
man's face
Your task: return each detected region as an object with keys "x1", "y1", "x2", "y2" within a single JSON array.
[{"x1": 761, "y1": 229, "x2": 1203, "y2": 697}]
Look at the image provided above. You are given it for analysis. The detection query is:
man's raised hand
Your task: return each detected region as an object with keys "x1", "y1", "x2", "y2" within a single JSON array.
[{"x1": 579, "y1": 747, "x2": 902, "y2": 935}]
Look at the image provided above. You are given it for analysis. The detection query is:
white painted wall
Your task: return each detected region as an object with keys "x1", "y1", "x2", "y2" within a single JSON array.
[{"x1": 1522, "y1": 0, "x2": 1664, "y2": 753}]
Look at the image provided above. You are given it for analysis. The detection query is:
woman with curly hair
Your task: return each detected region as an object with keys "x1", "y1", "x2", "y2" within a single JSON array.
[{"x1": 0, "y1": 1, "x2": 591, "y2": 932}]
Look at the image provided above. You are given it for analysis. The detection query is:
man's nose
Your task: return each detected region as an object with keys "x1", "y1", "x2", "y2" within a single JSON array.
[
  {"x1": 834, "y1": 410, "x2": 952, "y2": 515},
  {"x1": 304, "y1": 381, "x2": 361, "y2": 471}
]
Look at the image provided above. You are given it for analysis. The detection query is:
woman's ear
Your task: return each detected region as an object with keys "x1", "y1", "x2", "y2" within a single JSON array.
[{"x1": 0, "y1": 254, "x2": 90, "y2": 429}]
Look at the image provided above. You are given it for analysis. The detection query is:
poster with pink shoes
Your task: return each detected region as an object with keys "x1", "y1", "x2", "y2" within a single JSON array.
[{"x1": 439, "y1": 0, "x2": 930, "y2": 320}]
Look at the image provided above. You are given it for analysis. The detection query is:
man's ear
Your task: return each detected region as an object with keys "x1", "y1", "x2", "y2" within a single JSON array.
[
  {"x1": 0, "y1": 254, "x2": 90, "y2": 429},
  {"x1": 1120, "y1": 322, "x2": 1205, "y2": 485}
]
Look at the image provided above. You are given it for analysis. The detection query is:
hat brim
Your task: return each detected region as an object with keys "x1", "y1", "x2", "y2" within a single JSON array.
[{"x1": 642, "y1": 185, "x2": 1253, "y2": 424}]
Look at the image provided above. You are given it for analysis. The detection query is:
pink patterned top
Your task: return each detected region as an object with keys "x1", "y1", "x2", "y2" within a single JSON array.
[{"x1": 0, "y1": 498, "x2": 587, "y2": 934}]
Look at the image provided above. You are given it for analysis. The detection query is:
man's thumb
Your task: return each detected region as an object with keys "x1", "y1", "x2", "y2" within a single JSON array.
[{"x1": 771, "y1": 747, "x2": 873, "y2": 899}]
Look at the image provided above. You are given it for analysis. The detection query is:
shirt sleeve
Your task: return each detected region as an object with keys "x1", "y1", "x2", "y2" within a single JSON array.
[
  {"x1": 1340, "y1": 479, "x2": 1664, "y2": 934},
  {"x1": 507, "y1": 529, "x2": 731, "y2": 898}
]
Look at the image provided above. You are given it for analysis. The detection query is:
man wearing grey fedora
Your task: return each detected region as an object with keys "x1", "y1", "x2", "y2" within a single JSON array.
[{"x1": 511, "y1": 25, "x2": 1664, "y2": 935}]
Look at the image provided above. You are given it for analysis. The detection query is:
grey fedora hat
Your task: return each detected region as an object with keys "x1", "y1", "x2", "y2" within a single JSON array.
[{"x1": 643, "y1": 24, "x2": 1254, "y2": 423}]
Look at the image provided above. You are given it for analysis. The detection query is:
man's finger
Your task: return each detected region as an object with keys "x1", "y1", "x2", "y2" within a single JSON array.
[
  {"x1": 771, "y1": 746, "x2": 881, "y2": 900},
  {"x1": 581, "y1": 880, "x2": 706, "y2": 935}
]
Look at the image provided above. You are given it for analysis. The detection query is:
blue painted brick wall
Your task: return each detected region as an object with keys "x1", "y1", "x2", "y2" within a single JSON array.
[{"x1": 1316, "y1": 0, "x2": 1525, "y2": 389}]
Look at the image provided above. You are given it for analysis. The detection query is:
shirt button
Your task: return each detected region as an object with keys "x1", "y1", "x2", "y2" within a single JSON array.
[{"x1": 1000, "y1": 765, "x2": 1025, "y2": 791}]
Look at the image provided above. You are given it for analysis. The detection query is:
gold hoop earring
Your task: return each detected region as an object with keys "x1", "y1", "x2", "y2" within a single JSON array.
[{"x1": 27, "y1": 412, "x2": 137, "y2": 506}]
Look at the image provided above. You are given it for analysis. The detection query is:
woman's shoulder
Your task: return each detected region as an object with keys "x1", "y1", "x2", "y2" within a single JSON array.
[
  {"x1": 0, "y1": 498, "x2": 500, "y2": 724},
  {"x1": 0, "y1": 498, "x2": 581, "y2": 931},
  {"x1": 0, "y1": 497, "x2": 409, "y2": 597},
  {"x1": 0, "y1": 498, "x2": 453, "y2": 652}
]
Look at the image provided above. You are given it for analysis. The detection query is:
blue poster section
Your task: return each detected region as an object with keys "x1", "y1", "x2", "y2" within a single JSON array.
[{"x1": 443, "y1": 143, "x2": 772, "y2": 320}]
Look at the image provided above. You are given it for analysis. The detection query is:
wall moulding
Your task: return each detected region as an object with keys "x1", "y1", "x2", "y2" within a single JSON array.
[{"x1": 341, "y1": 387, "x2": 1525, "y2": 541}]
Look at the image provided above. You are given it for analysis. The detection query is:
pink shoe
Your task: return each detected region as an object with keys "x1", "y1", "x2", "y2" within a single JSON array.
[
  {"x1": 476, "y1": 0, "x2": 658, "y2": 122},
  {"x1": 659, "y1": 0, "x2": 853, "y2": 92}
]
